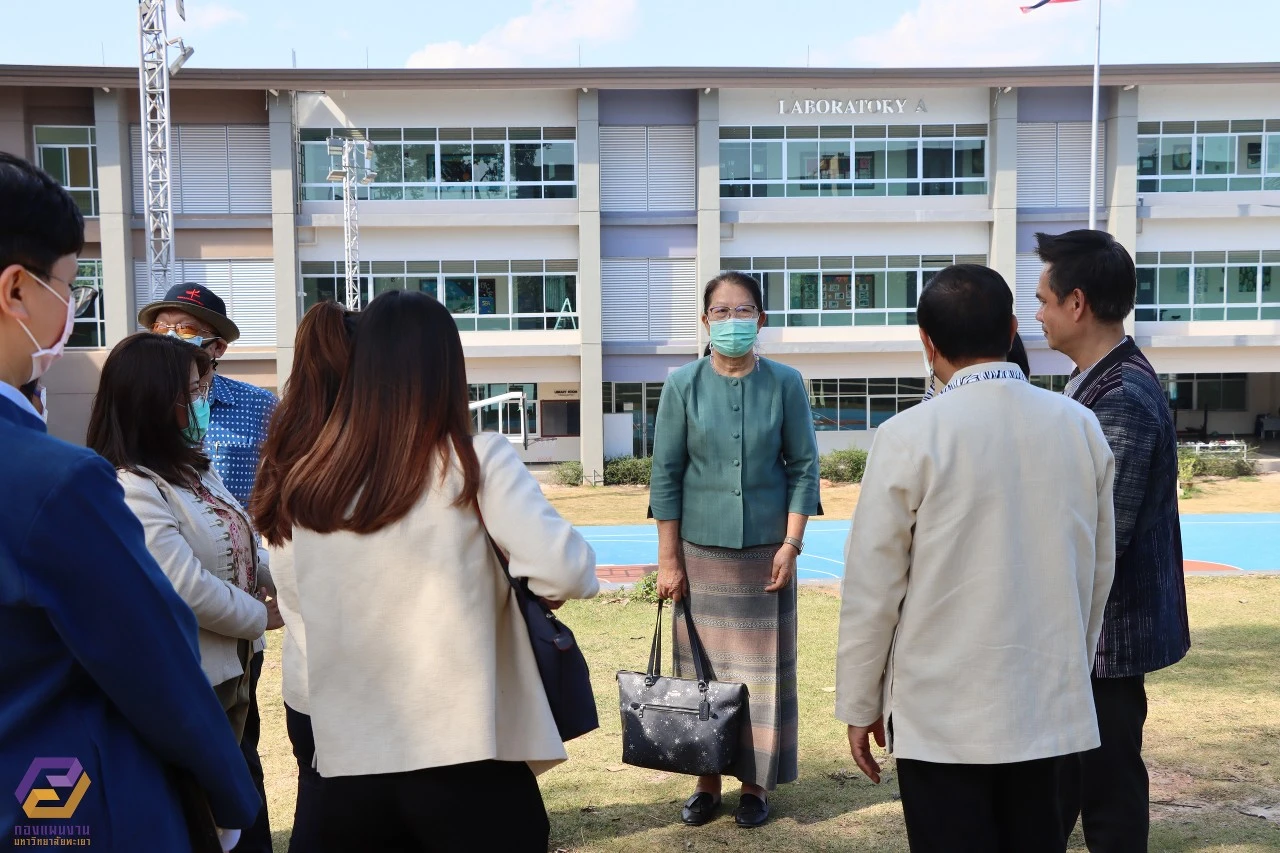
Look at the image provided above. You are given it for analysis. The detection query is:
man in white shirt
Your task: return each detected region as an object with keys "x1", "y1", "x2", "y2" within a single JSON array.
[{"x1": 836, "y1": 264, "x2": 1117, "y2": 852}]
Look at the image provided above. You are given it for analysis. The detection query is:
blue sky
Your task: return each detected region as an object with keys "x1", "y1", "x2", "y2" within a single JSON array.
[{"x1": 5, "y1": 0, "x2": 1276, "y2": 69}]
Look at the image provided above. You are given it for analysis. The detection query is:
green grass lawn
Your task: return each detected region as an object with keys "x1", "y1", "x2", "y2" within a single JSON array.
[{"x1": 261, "y1": 577, "x2": 1280, "y2": 851}]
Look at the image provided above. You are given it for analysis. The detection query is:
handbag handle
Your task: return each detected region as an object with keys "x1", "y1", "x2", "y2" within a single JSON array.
[{"x1": 646, "y1": 599, "x2": 711, "y2": 687}]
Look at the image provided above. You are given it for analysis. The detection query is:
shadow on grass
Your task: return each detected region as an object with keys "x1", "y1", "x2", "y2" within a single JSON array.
[{"x1": 545, "y1": 758, "x2": 906, "y2": 851}]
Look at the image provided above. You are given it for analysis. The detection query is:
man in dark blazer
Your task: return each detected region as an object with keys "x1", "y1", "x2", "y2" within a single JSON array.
[
  {"x1": 1035, "y1": 229, "x2": 1191, "y2": 852},
  {"x1": 0, "y1": 152, "x2": 261, "y2": 850}
]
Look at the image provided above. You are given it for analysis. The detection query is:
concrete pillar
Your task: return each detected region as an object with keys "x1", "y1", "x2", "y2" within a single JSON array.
[
  {"x1": 269, "y1": 92, "x2": 300, "y2": 388},
  {"x1": 696, "y1": 90, "x2": 720, "y2": 356},
  {"x1": 1105, "y1": 87, "x2": 1139, "y2": 335},
  {"x1": 577, "y1": 90, "x2": 605, "y2": 482},
  {"x1": 93, "y1": 89, "x2": 134, "y2": 345},
  {"x1": 988, "y1": 87, "x2": 1018, "y2": 292}
]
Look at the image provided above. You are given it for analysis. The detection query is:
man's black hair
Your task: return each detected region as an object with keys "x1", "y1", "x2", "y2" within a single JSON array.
[
  {"x1": 0, "y1": 152, "x2": 85, "y2": 278},
  {"x1": 917, "y1": 264, "x2": 1015, "y2": 363},
  {"x1": 1034, "y1": 229, "x2": 1136, "y2": 324}
]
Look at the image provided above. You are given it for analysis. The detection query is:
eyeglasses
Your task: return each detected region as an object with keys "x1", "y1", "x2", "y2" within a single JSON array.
[
  {"x1": 24, "y1": 269, "x2": 97, "y2": 318},
  {"x1": 707, "y1": 305, "x2": 761, "y2": 321},
  {"x1": 152, "y1": 321, "x2": 219, "y2": 343}
]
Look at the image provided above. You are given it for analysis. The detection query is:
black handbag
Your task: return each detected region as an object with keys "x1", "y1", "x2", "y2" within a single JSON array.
[
  {"x1": 616, "y1": 599, "x2": 748, "y2": 776},
  {"x1": 484, "y1": 533, "x2": 599, "y2": 742}
]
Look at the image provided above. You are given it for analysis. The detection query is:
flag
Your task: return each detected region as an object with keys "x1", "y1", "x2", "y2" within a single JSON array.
[{"x1": 1021, "y1": 0, "x2": 1081, "y2": 11}]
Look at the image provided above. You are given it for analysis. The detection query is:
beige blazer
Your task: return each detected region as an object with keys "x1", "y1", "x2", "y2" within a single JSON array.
[
  {"x1": 291, "y1": 433, "x2": 599, "y2": 778},
  {"x1": 118, "y1": 466, "x2": 270, "y2": 687},
  {"x1": 836, "y1": 364, "x2": 1116, "y2": 764}
]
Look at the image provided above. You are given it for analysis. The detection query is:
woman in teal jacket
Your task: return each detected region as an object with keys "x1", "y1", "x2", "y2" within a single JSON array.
[{"x1": 651, "y1": 271, "x2": 821, "y2": 829}]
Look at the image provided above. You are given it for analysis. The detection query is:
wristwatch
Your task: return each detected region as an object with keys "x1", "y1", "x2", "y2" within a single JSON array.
[{"x1": 783, "y1": 536, "x2": 805, "y2": 553}]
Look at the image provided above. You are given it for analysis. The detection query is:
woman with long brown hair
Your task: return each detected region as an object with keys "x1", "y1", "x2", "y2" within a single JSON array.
[
  {"x1": 273, "y1": 290, "x2": 598, "y2": 852},
  {"x1": 87, "y1": 333, "x2": 282, "y2": 745},
  {"x1": 250, "y1": 300, "x2": 356, "y2": 853}
]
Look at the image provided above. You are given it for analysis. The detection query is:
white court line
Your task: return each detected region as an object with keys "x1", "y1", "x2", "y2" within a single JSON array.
[{"x1": 797, "y1": 567, "x2": 842, "y2": 579}]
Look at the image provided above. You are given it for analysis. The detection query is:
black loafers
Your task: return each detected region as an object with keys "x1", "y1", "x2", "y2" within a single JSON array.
[
  {"x1": 734, "y1": 793, "x2": 770, "y2": 828},
  {"x1": 680, "y1": 792, "x2": 722, "y2": 826}
]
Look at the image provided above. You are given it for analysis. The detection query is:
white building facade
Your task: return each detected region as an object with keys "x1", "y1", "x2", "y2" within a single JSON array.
[{"x1": 3, "y1": 63, "x2": 1277, "y2": 475}]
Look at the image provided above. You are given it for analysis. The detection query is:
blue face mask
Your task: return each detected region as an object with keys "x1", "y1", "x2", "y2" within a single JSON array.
[
  {"x1": 182, "y1": 396, "x2": 211, "y2": 444},
  {"x1": 708, "y1": 318, "x2": 759, "y2": 358},
  {"x1": 166, "y1": 329, "x2": 207, "y2": 348}
]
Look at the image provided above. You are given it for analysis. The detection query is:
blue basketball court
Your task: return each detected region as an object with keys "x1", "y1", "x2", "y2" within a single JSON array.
[{"x1": 583, "y1": 514, "x2": 1280, "y2": 579}]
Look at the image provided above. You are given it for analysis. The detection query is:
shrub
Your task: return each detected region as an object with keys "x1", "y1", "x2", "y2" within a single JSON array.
[
  {"x1": 553, "y1": 461, "x2": 584, "y2": 486},
  {"x1": 604, "y1": 455, "x2": 652, "y2": 486},
  {"x1": 820, "y1": 448, "x2": 869, "y2": 483},
  {"x1": 628, "y1": 570, "x2": 660, "y2": 604},
  {"x1": 1177, "y1": 448, "x2": 1256, "y2": 480}
]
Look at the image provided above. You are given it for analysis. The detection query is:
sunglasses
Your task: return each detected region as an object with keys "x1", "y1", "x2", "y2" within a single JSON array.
[{"x1": 151, "y1": 321, "x2": 220, "y2": 343}]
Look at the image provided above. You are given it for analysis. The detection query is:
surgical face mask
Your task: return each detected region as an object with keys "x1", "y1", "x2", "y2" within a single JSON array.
[
  {"x1": 182, "y1": 396, "x2": 212, "y2": 444},
  {"x1": 922, "y1": 343, "x2": 936, "y2": 396},
  {"x1": 709, "y1": 318, "x2": 759, "y2": 359},
  {"x1": 16, "y1": 271, "x2": 75, "y2": 383}
]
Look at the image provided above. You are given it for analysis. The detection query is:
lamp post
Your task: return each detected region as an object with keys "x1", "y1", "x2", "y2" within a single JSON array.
[{"x1": 326, "y1": 138, "x2": 377, "y2": 310}]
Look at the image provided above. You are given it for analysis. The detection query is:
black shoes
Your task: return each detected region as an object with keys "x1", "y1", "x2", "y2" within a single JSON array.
[
  {"x1": 681, "y1": 791, "x2": 771, "y2": 827},
  {"x1": 734, "y1": 793, "x2": 770, "y2": 828},
  {"x1": 680, "y1": 792, "x2": 721, "y2": 826}
]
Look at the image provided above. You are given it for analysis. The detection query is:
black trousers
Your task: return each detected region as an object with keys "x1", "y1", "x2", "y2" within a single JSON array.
[
  {"x1": 318, "y1": 760, "x2": 549, "y2": 853},
  {"x1": 1059, "y1": 675, "x2": 1149, "y2": 852},
  {"x1": 897, "y1": 756, "x2": 1066, "y2": 853},
  {"x1": 285, "y1": 705, "x2": 324, "y2": 853},
  {"x1": 231, "y1": 650, "x2": 272, "y2": 853}
]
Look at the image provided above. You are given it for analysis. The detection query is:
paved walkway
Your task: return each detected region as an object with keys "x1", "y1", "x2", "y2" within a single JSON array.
[{"x1": 587, "y1": 513, "x2": 1280, "y2": 584}]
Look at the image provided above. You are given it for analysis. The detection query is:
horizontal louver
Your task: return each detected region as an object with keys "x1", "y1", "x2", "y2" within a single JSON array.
[
  {"x1": 647, "y1": 258, "x2": 698, "y2": 342},
  {"x1": 1055, "y1": 122, "x2": 1106, "y2": 208},
  {"x1": 132, "y1": 124, "x2": 268, "y2": 215},
  {"x1": 599, "y1": 127, "x2": 649, "y2": 212},
  {"x1": 1015, "y1": 253, "x2": 1044, "y2": 340},
  {"x1": 228, "y1": 126, "x2": 271, "y2": 213},
  {"x1": 646, "y1": 126, "x2": 696, "y2": 212},
  {"x1": 601, "y1": 258, "x2": 649, "y2": 341},
  {"x1": 1017, "y1": 123, "x2": 1057, "y2": 207}
]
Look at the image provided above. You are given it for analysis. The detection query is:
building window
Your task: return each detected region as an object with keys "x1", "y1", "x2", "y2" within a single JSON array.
[
  {"x1": 35, "y1": 127, "x2": 98, "y2": 217},
  {"x1": 299, "y1": 127, "x2": 577, "y2": 201},
  {"x1": 1159, "y1": 373, "x2": 1247, "y2": 412},
  {"x1": 541, "y1": 401, "x2": 581, "y2": 437},
  {"x1": 68, "y1": 260, "x2": 105, "y2": 348},
  {"x1": 1029, "y1": 375, "x2": 1070, "y2": 393},
  {"x1": 808, "y1": 378, "x2": 925, "y2": 431},
  {"x1": 719, "y1": 124, "x2": 987, "y2": 198},
  {"x1": 721, "y1": 254, "x2": 987, "y2": 327},
  {"x1": 1137, "y1": 120, "x2": 1280, "y2": 193},
  {"x1": 1135, "y1": 251, "x2": 1280, "y2": 322},
  {"x1": 469, "y1": 383, "x2": 537, "y2": 436},
  {"x1": 602, "y1": 382, "x2": 664, "y2": 457},
  {"x1": 299, "y1": 259, "x2": 579, "y2": 330}
]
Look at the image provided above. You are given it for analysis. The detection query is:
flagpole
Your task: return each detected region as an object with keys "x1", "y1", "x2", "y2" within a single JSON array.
[{"x1": 1088, "y1": 0, "x2": 1102, "y2": 230}]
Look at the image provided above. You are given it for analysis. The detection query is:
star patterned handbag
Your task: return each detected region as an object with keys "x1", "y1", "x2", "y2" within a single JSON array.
[{"x1": 616, "y1": 598, "x2": 747, "y2": 775}]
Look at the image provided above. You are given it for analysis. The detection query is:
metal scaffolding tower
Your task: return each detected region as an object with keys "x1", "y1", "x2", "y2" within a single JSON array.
[
  {"x1": 137, "y1": 0, "x2": 192, "y2": 300},
  {"x1": 326, "y1": 138, "x2": 377, "y2": 310}
]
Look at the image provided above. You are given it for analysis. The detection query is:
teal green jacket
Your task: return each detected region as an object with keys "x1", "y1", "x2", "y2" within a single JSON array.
[{"x1": 649, "y1": 357, "x2": 821, "y2": 549}]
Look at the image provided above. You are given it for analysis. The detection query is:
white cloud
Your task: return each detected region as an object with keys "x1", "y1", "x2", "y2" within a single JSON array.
[
  {"x1": 812, "y1": 0, "x2": 1096, "y2": 67},
  {"x1": 406, "y1": 0, "x2": 638, "y2": 68},
  {"x1": 174, "y1": 3, "x2": 246, "y2": 32}
]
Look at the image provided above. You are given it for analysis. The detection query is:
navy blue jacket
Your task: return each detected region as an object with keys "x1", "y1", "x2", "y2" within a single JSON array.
[
  {"x1": 1070, "y1": 338, "x2": 1191, "y2": 677},
  {"x1": 0, "y1": 396, "x2": 260, "y2": 850}
]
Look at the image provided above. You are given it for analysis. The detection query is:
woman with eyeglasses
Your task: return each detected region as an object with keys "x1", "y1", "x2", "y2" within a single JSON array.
[
  {"x1": 649, "y1": 271, "x2": 821, "y2": 829},
  {"x1": 87, "y1": 333, "x2": 283, "y2": 743}
]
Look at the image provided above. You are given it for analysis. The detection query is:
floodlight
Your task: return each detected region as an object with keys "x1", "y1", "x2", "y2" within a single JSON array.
[
  {"x1": 359, "y1": 171, "x2": 377, "y2": 185},
  {"x1": 175, "y1": 0, "x2": 186, "y2": 21},
  {"x1": 326, "y1": 169, "x2": 345, "y2": 182},
  {"x1": 169, "y1": 43, "x2": 194, "y2": 76},
  {"x1": 327, "y1": 138, "x2": 345, "y2": 156}
]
